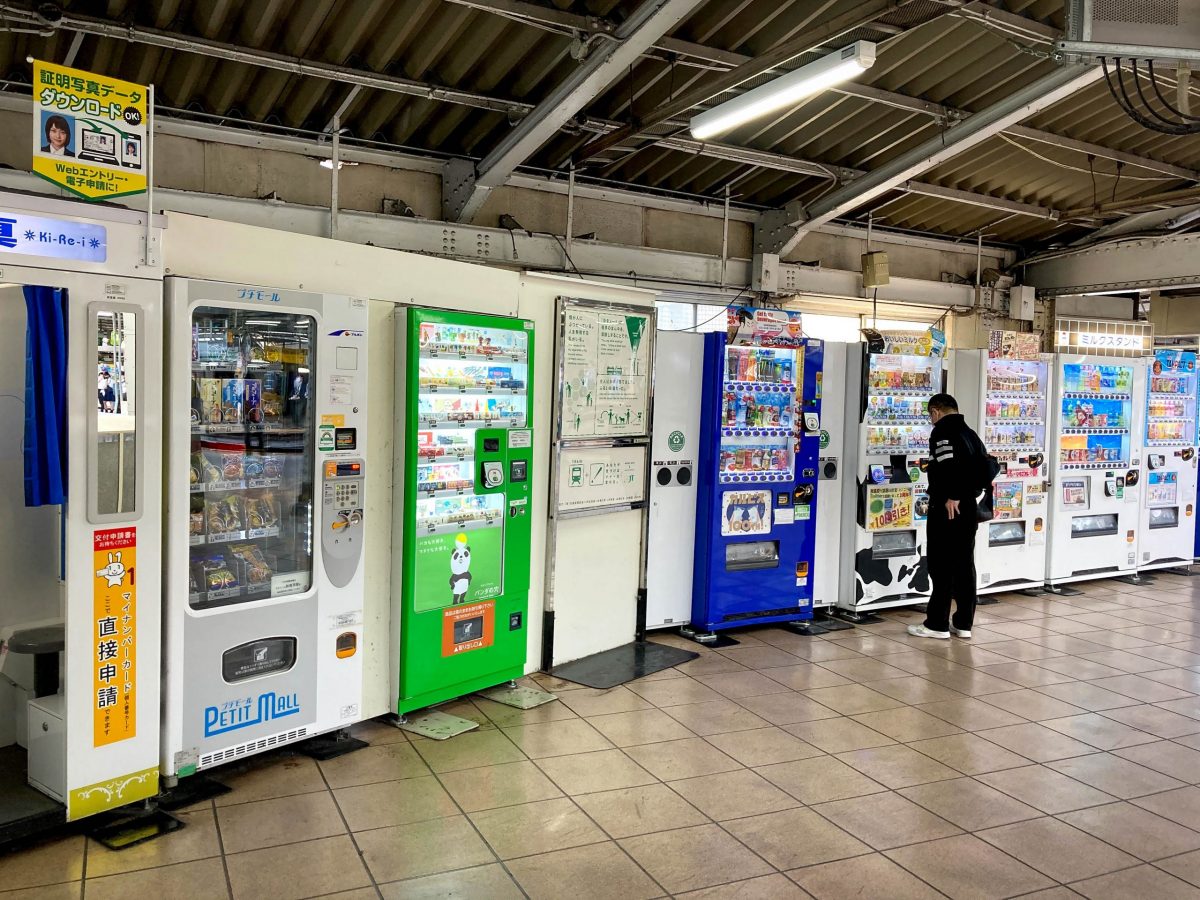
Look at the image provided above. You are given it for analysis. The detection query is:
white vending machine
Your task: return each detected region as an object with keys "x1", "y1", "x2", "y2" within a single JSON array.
[
  {"x1": 813, "y1": 341, "x2": 847, "y2": 615},
  {"x1": 645, "y1": 331, "x2": 703, "y2": 630},
  {"x1": 1045, "y1": 355, "x2": 1145, "y2": 588},
  {"x1": 950, "y1": 348, "x2": 1051, "y2": 594},
  {"x1": 163, "y1": 279, "x2": 369, "y2": 778},
  {"x1": 1138, "y1": 347, "x2": 1199, "y2": 572}
]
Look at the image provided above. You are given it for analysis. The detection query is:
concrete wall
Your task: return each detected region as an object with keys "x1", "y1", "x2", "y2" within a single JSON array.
[{"x1": 1150, "y1": 294, "x2": 1200, "y2": 336}]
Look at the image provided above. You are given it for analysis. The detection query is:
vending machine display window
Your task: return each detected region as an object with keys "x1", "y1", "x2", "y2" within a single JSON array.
[
  {"x1": 719, "y1": 346, "x2": 799, "y2": 483},
  {"x1": 864, "y1": 353, "x2": 936, "y2": 455},
  {"x1": 984, "y1": 358, "x2": 1047, "y2": 456},
  {"x1": 1057, "y1": 363, "x2": 1134, "y2": 470}
]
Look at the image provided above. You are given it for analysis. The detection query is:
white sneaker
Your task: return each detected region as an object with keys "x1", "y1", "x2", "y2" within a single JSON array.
[
  {"x1": 907, "y1": 624, "x2": 950, "y2": 640},
  {"x1": 950, "y1": 626, "x2": 972, "y2": 638}
]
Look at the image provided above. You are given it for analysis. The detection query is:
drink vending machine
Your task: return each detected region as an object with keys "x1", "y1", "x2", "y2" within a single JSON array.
[
  {"x1": 689, "y1": 320, "x2": 823, "y2": 639},
  {"x1": 1138, "y1": 348, "x2": 1198, "y2": 572},
  {"x1": 813, "y1": 341, "x2": 849, "y2": 621},
  {"x1": 837, "y1": 330, "x2": 946, "y2": 618},
  {"x1": 163, "y1": 280, "x2": 369, "y2": 778},
  {"x1": 950, "y1": 345, "x2": 1050, "y2": 594},
  {"x1": 1045, "y1": 356, "x2": 1145, "y2": 588},
  {"x1": 394, "y1": 309, "x2": 533, "y2": 715}
]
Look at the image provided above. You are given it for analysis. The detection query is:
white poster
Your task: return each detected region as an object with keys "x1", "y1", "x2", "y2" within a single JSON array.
[
  {"x1": 721, "y1": 490, "x2": 773, "y2": 536},
  {"x1": 557, "y1": 445, "x2": 647, "y2": 513},
  {"x1": 560, "y1": 301, "x2": 651, "y2": 439}
]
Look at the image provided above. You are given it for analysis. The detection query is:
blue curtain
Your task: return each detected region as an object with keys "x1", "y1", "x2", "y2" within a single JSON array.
[{"x1": 23, "y1": 286, "x2": 68, "y2": 506}]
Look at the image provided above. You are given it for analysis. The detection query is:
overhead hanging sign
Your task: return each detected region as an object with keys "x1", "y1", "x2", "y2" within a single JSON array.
[
  {"x1": 988, "y1": 330, "x2": 1041, "y2": 360},
  {"x1": 32, "y1": 59, "x2": 148, "y2": 201},
  {"x1": 1055, "y1": 317, "x2": 1153, "y2": 357}
]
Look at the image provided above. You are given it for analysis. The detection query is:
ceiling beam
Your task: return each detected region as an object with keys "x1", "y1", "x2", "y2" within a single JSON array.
[{"x1": 446, "y1": 0, "x2": 707, "y2": 222}]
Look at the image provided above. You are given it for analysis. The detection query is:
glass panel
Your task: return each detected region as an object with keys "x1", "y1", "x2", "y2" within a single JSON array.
[
  {"x1": 1059, "y1": 363, "x2": 1134, "y2": 470},
  {"x1": 95, "y1": 308, "x2": 137, "y2": 516},
  {"x1": 695, "y1": 304, "x2": 729, "y2": 333},
  {"x1": 1147, "y1": 351, "x2": 1198, "y2": 446},
  {"x1": 984, "y1": 358, "x2": 1047, "y2": 458},
  {"x1": 865, "y1": 353, "x2": 936, "y2": 455},
  {"x1": 188, "y1": 308, "x2": 316, "y2": 609},
  {"x1": 989, "y1": 521, "x2": 1026, "y2": 547},
  {"x1": 1071, "y1": 514, "x2": 1118, "y2": 537},
  {"x1": 654, "y1": 301, "x2": 695, "y2": 331},
  {"x1": 1150, "y1": 507, "x2": 1180, "y2": 529},
  {"x1": 718, "y1": 345, "x2": 798, "y2": 484},
  {"x1": 725, "y1": 541, "x2": 779, "y2": 571},
  {"x1": 872, "y1": 530, "x2": 916, "y2": 558}
]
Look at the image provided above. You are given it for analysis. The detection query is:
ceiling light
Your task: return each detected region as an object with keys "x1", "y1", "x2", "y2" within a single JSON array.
[{"x1": 690, "y1": 41, "x2": 876, "y2": 141}]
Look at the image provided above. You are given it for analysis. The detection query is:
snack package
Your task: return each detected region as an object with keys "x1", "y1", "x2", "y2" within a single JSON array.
[
  {"x1": 244, "y1": 380, "x2": 264, "y2": 425},
  {"x1": 229, "y1": 542, "x2": 273, "y2": 585},
  {"x1": 206, "y1": 496, "x2": 243, "y2": 535},
  {"x1": 245, "y1": 494, "x2": 280, "y2": 530},
  {"x1": 221, "y1": 379, "x2": 245, "y2": 424},
  {"x1": 200, "y1": 554, "x2": 239, "y2": 591},
  {"x1": 189, "y1": 510, "x2": 205, "y2": 537},
  {"x1": 199, "y1": 378, "x2": 222, "y2": 424},
  {"x1": 195, "y1": 451, "x2": 222, "y2": 484},
  {"x1": 219, "y1": 451, "x2": 245, "y2": 482},
  {"x1": 261, "y1": 371, "x2": 283, "y2": 420}
]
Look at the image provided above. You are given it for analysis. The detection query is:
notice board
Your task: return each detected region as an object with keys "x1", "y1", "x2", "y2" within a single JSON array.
[{"x1": 556, "y1": 444, "x2": 648, "y2": 513}]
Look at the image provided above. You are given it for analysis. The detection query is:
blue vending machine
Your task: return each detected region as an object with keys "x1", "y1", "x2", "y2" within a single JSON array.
[{"x1": 689, "y1": 326, "x2": 823, "y2": 639}]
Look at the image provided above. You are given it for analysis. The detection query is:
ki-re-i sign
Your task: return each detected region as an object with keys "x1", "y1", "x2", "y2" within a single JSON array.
[{"x1": 32, "y1": 59, "x2": 148, "y2": 201}]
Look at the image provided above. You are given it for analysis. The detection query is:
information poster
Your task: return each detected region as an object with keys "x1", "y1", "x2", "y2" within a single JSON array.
[
  {"x1": 557, "y1": 445, "x2": 647, "y2": 512},
  {"x1": 721, "y1": 490, "x2": 773, "y2": 536},
  {"x1": 866, "y1": 485, "x2": 913, "y2": 531},
  {"x1": 560, "y1": 300, "x2": 651, "y2": 438},
  {"x1": 726, "y1": 306, "x2": 803, "y2": 348},
  {"x1": 92, "y1": 528, "x2": 137, "y2": 747},
  {"x1": 1061, "y1": 479, "x2": 1088, "y2": 508},
  {"x1": 988, "y1": 330, "x2": 1041, "y2": 360},
  {"x1": 992, "y1": 481, "x2": 1024, "y2": 520},
  {"x1": 441, "y1": 601, "x2": 495, "y2": 657},
  {"x1": 413, "y1": 529, "x2": 502, "y2": 613}
]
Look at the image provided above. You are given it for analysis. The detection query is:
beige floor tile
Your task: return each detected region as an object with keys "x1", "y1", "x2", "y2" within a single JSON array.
[
  {"x1": 1079, "y1": 650, "x2": 1168, "y2": 674},
  {"x1": 346, "y1": 718, "x2": 408, "y2": 745},
  {"x1": 553, "y1": 686, "x2": 651, "y2": 717},
  {"x1": 736, "y1": 691, "x2": 840, "y2": 726},
  {"x1": 1113, "y1": 741, "x2": 1200, "y2": 782},
  {"x1": 915, "y1": 696, "x2": 1026, "y2": 731},
  {"x1": 674, "y1": 653, "x2": 751, "y2": 676},
  {"x1": 1070, "y1": 864, "x2": 1200, "y2": 899},
  {"x1": 574, "y1": 783, "x2": 709, "y2": 838},
  {"x1": 620, "y1": 824, "x2": 774, "y2": 894},
  {"x1": 1141, "y1": 669, "x2": 1200, "y2": 692},
  {"x1": 836, "y1": 744, "x2": 960, "y2": 789},
  {"x1": 1040, "y1": 713, "x2": 1158, "y2": 750},
  {"x1": 224, "y1": 835, "x2": 370, "y2": 900},
  {"x1": 977, "y1": 765, "x2": 1117, "y2": 813},
  {"x1": 976, "y1": 722, "x2": 1101, "y2": 762},
  {"x1": 1088, "y1": 674, "x2": 1195, "y2": 703},
  {"x1": 1100, "y1": 704, "x2": 1200, "y2": 739},
  {"x1": 783, "y1": 717, "x2": 896, "y2": 753},
  {"x1": 1061, "y1": 801, "x2": 1200, "y2": 861},
  {"x1": 871, "y1": 651, "x2": 959, "y2": 677},
  {"x1": 1175, "y1": 733, "x2": 1200, "y2": 751},
  {"x1": 661, "y1": 699, "x2": 771, "y2": 736},
  {"x1": 531, "y1": 672, "x2": 596, "y2": 692},
  {"x1": 472, "y1": 697, "x2": 581, "y2": 727},
  {"x1": 862, "y1": 676, "x2": 965, "y2": 705},
  {"x1": 907, "y1": 732, "x2": 1031, "y2": 775},
  {"x1": 216, "y1": 790, "x2": 346, "y2": 854},
  {"x1": 624, "y1": 737, "x2": 742, "y2": 781},
  {"x1": 320, "y1": 740, "x2": 432, "y2": 786},
  {"x1": 984, "y1": 640, "x2": 1068, "y2": 662},
  {"x1": 800, "y1": 684, "x2": 906, "y2": 715},
  {"x1": 1034, "y1": 681, "x2": 1142, "y2": 711},
  {"x1": 816, "y1": 657, "x2": 912, "y2": 682},
  {"x1": 717, "y1": 645, "x2": 808, "y2": 669},
  {"x1": 438, "y1": 759, "x2": 562, "y2": 812},
  {"x1": 1030, "y1": 662, "x2": 1126, "y2": 685},
  {"x1": 355, "y1": 814, "x2": 495, "y2": 882},
  {"x1": 502, "y1": 719, "x2": 613, "y2": 759},
  {"x1": 790, "y1": 640, "x2": 868, "y2": 663},
  {"x1": 0, "y1": 837, "x2": 83, "y2": 890},
  {"x1": 334, "y1": 774, "x2": 458, "y2": 831},
  {"x1": 756, "y1": 757, "x2": 887, "y2": 805},
  {"x1": 788, "y1": 853, "x2": 946, "y2": 900},
  {"x1": 1157, "y1": 697, "x2": 1200, "y2": 721},
  {"x1": 1159, "y1": 849, "x2": 1200, "y2": 888},
  {"x1": 86, "y1": 807, "x2": 221, "y2": 877},
  {"x1": 920, "y1": 667, "x2": 1022, "y2": 696},
  {"x1": 84, "y1": 858, "x2": 230, "y2": 900},
  {"x1": 469, "y1": 796, "x2": 605, "y2": 859},
  {"x1": 993, "y1": 888, "x2": 1083, "y2": 900},
  {"x1": 982, "y1": 688, "x2": 1086, "y2": 720},
  {"x1": 535, "y1": 748, "x2": 656, "y2": 795},
  {"x1": 678, "y1": 873, "x2": 811, "y2": 899},
  {"x1": 213, "y1": 753, "x2": 328, "y2": 807},
  {"x1": 378, "y1": 863, "x2": 523, "y2": 900},
  {"x1": 823, "y1": 634, "x2": 913, "y2": 657},
  {"x1": 586, "y1": 707, "x2": 695, "y2": 747},
  {"x1": 725, "y1": 806, "x2": 870, "y2": 869},
  {"x1": 759, "y1": 663, "x2": 853, "y2": 691},
  {"x1": 811, "y1": 791, "x2": 960, "y2": 850},
  {"x1": 976, "y1": 661, "x2": 1076, "y2": 687},
  {"x1": 1133, "y1": 786, "x2": 1200, "y2": 831},
  {"x1": 505, "y1": 842, "x2": 662, "y2": 900},
  {"x1": 670, "y1": 768, "x2": 800, "y2": 821},
  {"x1": 693, "y1": 670, "x2": 793, "y2": 699},
  {"x1": 1126, "y1": 646, "x2": 1200, "y2": 669},
  {"x1": 977, "y1": 816, "x2": 1138, "y2": 883},
  {"x1": 849, "y1": 706, "x2": 964, "y2": 742},
  {"x1": 0, "y1": 884, "x2": 82, "y2": 900},
  {"x1": 626, "y1": 677, "x2": 726, "y2": 707},
  {"x1": 898, "y1": 777, "x2": 1041, "y2": 830},
  {"x1": 704, "y1": 726, "x2": 823, "y2": 767},
  {"x1": 885, "y1": 834, "x2": 1054, "y2": 900},
  {"x1": 1047, "y1": 752, "x2": 1186, "y2": 799}
]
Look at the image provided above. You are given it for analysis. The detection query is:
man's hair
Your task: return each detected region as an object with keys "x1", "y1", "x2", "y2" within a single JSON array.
[
  {"x1": 928, "y1": 393, "x2": 958, "y2": 413},
  {"x1": 44, "y1": 115, "x2": 70, "y2": 141}
]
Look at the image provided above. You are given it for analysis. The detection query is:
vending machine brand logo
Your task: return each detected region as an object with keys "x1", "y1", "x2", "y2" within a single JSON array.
[
  {"x1": 203, "y1": 691, "x2": 300, "y2": 737},
  {"x1": 668, "y1": 430, "x2": 686, "y2": 452},
  {"x1": 328, "y1": 329, "x2": 365, "y2": 337}
]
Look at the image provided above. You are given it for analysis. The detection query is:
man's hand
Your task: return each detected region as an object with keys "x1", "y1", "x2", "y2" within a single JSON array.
[{"x1": 945, "y1": 499, "x2": 960, "y2": 520}]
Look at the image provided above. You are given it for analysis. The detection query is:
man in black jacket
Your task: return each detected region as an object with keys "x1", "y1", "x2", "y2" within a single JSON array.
[{"x1": 908, "y1": 393, "x2": 987, "y2": 640}]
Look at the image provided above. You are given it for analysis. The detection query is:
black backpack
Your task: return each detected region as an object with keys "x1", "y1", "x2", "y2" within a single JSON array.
[{"x1": 975, "y1": 437, "x2": 1002, "y2": 522}]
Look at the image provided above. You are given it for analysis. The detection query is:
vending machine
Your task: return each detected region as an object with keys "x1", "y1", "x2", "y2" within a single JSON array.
[
  {"x1": 950, "y1": 345, "x2": 1051, "y2": 594},
  {"x1": 395, "y1": 309, "x2": 533, "y2": 715},
  {"x1": 1138, "y1": 348, "x2": 1198, "y2": 572},
  {"x1": 813, "y1": 341, "x2": 848, "y2": 616},
  {"x1": 690, "y1": 321, "x2": 823, "y2": 639},
  {"x1": 837, "y1": 331, "x2": 946, "y2": 618},
  {"x1": 1045, "y1": 356, "x2": 1145, "y2": 588},
  {"x1": 163, "y1": 279, "x2": 369, "y2": 777}
]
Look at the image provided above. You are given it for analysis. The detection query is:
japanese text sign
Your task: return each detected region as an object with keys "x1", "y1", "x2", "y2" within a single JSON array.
[{"x1": 93, "y1": 528, "x2": 137, "y2": 746}]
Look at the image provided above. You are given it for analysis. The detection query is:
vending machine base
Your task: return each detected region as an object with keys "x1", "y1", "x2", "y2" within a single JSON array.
[
  {"x1": 398, "y1": 709, "x2": 481, "y2": 741},
  {"x1": 293, "y1": 730, "x2": 368, "y2": 761}
]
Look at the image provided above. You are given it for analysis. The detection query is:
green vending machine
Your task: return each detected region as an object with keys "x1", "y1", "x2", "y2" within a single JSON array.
[{"x1": 398, "y1": 308, "x2": 534, "y2": 715}]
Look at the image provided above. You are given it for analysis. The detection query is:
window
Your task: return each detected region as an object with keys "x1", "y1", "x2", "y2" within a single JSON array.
[
  {"x1": 91, "y1": 305, "x2": 139, "y2": 520},
  {"x1": 801, "y1": 313, "x2": 861, "y2": 343},
  {"x1": 654, "y1": 301, "x2": 695, "y2": 331}
]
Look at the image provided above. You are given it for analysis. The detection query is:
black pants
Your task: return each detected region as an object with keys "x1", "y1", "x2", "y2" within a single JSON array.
[{"x1": 925, "y1": 511, "x2": 978, "y2": 632}]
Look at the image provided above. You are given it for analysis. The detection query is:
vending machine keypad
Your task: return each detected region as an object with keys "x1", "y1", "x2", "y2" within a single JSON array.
[{"x1": 322, "y1": 458, "x2": 365, "y2": 588}]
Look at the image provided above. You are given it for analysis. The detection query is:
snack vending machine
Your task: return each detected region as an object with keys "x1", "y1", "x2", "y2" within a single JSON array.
[
  {"x1": 950, "y1": 349, "x2": 1050, "y2": 594},
  {"x1": 395, "y1": 309, "x2": 533, "y2": 715},
  {"x1": 689, "y1": 333, "x2": 823, "y2": 638},
  {"x1": 164, "y1": 280, "x2": 368, "y2": 777},
  {"x1": 1045, "y1": 356, "x2": 1145, "y2": 587},
  {"x1": 1138, "y1": 349, "x2": 1198, "y2": 572},
  {"x1": 838, "y1": 332, "x2": 946, "y2": 617}
]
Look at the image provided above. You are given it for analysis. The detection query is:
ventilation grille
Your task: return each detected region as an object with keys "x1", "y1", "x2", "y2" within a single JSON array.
[
  {"x1": 1094, "y1": 0, "x2": 1178, "y2": 25},
  {"x1": 198, "y1": 726, "x2": 309, "y2": 769},
  {"x1": 1072, "y1": 565, "x2": 1119, "y2": 577},
  {"x1": 722, "y1": 606, "x2": 804, "y2": 623}
]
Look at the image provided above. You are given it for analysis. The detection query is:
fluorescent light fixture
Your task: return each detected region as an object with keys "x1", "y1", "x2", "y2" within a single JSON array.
[{"x1": 690, "y1": 41, "x2": 876, "y2": 141}]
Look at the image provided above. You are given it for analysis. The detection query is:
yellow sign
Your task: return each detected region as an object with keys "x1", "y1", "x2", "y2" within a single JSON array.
[
  {"x1": 320, "y1": 414, "x2": 345, "y2": 427},
  {"x1": 867, "y1": 485, "x2": 913, "y2": 531},
  {"x1": 32, "y1": 60, "x2": 148, "y2": 201},
  {"x1": 68, "y1": 766, "x2": 158, "y2": 820},
  {"x1": 93, "y1": 528, "x2": 137, "y2": 746}
]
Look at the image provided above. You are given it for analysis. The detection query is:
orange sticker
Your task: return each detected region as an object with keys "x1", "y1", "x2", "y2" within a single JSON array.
[
  {"x1": 441, "y1": 602, "x2": 495, "y2": 657},
  {"x1": 321, "y1": 414, "x2": 345, "y2": 427},
  {"x1": 93, "y1": 528, "x2": 137, "y2": 747}
]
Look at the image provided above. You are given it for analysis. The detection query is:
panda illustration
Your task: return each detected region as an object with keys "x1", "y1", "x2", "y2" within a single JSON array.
[{"x1": 449, "y1": 533, "x2": 472, "y2": 604}]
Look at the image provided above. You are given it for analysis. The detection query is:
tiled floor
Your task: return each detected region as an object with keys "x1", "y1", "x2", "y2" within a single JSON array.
[{"x1": 10, "y1": 577, "x2": 1200, "y2": 897}]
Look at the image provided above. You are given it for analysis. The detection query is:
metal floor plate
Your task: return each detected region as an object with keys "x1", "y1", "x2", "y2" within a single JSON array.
[
  {"x1": 550, "y1": 640, "x2": 699, "y2": 690},
  {"x1": 397, "y1": 710, "x2": 480, "y2": 740},
  {"x1": 477, "y1": 684, "x2": 557, "y2": 709}
]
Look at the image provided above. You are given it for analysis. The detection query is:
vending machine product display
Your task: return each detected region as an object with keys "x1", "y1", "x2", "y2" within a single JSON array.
[
  {"x1": 950, "y1": 346, "x2": 1050, "y2": 594},
  {"x1": 163, "y1": 279, "x2": 368, "y2": 777},
  {"x1": 690, "y1": 327, "x2": 823, "y2": 636},
  {"x1": 1138, "y1": 348, "x2": 1198, "y2": 571},
  {"x1": 395, "y1": 309, "x2": 533, "y2": 715},
  {"x1": 838, "y1": 331, "x2": 946, "y2": 616},
  {"x1": 1045, "y1": 356, "x2": 1145, "y2": 587}
]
